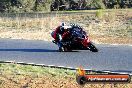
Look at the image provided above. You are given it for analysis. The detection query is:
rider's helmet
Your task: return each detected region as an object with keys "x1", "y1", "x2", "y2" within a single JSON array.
[
  {"x1": 61, "y1": 22, "x2": 66, "y2": 27},
  {"x1": 61, "y1": 22, "x2": 72, "y2": 32}
]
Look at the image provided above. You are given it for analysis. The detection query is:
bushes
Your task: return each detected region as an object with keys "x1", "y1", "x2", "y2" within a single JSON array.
[
  {"x1": 35, "y1": 0, "x2": 52, "y2": 12},
  {"x1": 96, "y1": 10, "x2": 104, "y2": 19},
  {"x1": 0, "y1": 0, "x2": 108, "y2": 13},
  {"x1": 0, "y1": 0, "x2": 131, "y2": 13},
  {"x1": 88, "y1": 0, "x2": 105, "y2": 9},
  {"x1": 0, "y1": 0, "x2": 11, "y2": 12},
  {"x1": 19, "y1": 0, "x2": 36, "y2": 12},
  {"x1": 0, "y1": 0, "x2": 52, "y2": 13}
]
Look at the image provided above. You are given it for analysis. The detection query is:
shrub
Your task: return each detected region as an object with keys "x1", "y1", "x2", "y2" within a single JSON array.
[
  {"x1": 35, "y1": 0, "x2": 52, "y2": 12},
  {"x1": 96, "y1": 10, "x2": 104, "y2": 19},
  {"x1": 89, "y1": 0, "x2": 105, "y2": 9}
]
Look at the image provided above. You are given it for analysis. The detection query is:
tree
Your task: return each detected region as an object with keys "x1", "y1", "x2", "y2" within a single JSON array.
[
  {"x1": 35, "y1": 0, "x2": 52, "y2": 11},
  {"x1": 50, "y1": 0, "x2": 65, "y2": 11},
  {"x1": 0, "y1": 0, "x2": 11, "y2": 12},
  {"x1": 89, "y1": 0, "x2": 105, "y2": 9}
]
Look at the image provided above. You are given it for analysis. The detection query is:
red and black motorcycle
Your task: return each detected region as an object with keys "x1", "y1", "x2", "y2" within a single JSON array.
[{"x1": 52, "y1": 25, "x2": 98, "y2": 52}]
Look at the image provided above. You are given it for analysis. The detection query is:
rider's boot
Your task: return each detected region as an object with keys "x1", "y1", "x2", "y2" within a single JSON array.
[{"x1": 58, "y1": 41, "x2": 64, "y2": 51}]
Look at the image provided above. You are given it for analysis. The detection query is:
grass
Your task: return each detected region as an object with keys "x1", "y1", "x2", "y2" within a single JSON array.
[
  {"x1": 50, "y1": 8, "x2": 132, "y2": 13},
  {"x1": 0, "y1": 9, "x2": 131, "y2": 44},
  {"x1": 0, "y1": 63, "x2": 132, "y2": 88},
  {"x1": 0, "y1": 63, "x2": 78, "y2": 88},
  {"x1": 0, "y1": 9, "x2": 131, "y2": 31},
  {"x1": 0, "y1": 63, "x2": 75, "y2": 77}
]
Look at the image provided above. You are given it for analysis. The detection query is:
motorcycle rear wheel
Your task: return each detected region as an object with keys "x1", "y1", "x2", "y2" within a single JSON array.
[
  {"x1": 59, "y1": 47, "x2": 65, "y2": 52},
  {"x1": 59, "y1": 46, "x2": 72, "y2": 52}
]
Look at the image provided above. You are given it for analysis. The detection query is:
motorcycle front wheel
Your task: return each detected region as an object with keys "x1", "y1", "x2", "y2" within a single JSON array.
[{"x1": 88, "y1": 43, "x2": 98, "y2": 52}]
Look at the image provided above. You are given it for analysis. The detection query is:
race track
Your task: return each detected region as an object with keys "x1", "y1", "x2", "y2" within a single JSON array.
[{"x1": 0, "y1": 39, "x2": 132, "y2": 73}]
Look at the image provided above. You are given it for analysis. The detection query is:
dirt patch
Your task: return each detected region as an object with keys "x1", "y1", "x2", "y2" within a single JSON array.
[
  {"x1": 1, "y1": 74, "x2": 132, "y2": 88},
  {"x1": 90, "y1": 35, "x2": 132, "y2": 44}
]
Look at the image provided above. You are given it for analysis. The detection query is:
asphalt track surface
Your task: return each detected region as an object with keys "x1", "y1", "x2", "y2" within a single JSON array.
[{"x1": 0, "y1": 39, "x2": 132, "y2": 73}]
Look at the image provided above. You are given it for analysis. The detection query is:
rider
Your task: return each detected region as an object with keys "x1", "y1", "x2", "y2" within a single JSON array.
[{"x1": 51, "y1": 22, "x2": 72, "y2": 50}]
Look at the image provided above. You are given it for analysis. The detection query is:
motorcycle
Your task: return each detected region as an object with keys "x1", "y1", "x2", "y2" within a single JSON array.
[{"x1": 51, "y1": 25, "x2": 98, "y2": 52}]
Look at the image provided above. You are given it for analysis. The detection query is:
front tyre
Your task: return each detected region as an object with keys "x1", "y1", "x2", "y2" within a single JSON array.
[{"x1": 88, "y1": 43, "x2": 98, "y2": 52}]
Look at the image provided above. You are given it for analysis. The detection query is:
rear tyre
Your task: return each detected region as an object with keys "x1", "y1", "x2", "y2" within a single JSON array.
[
  {"x1": 59, "y1": 46, "x2": 72, "y2": 52},
  {"x1": 59, "y1": 47, "x2": 65, "y2": 52},
  {"x1": 88, "y1": 43, "x2": 98, "y2": 52},
  {"x1": 58, "y1": 41, "x2": 72, "y2": 52}
]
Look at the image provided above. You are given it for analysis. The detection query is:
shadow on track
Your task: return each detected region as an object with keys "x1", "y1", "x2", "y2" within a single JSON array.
[
  {"x1": 0, "y1": 49, "x2": 58, "y2": 52},
  {"x1": 0, "y1": 49, "x2": 79, "y2": 52}
]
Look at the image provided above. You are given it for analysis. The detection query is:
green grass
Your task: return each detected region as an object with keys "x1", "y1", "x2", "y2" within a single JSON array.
[
  {"x1": 50, "y1": 8, "x2": 132, "y2": 13},
  {"x1": 0, "y1": 63, "x2": 75, "y2": 78}
]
